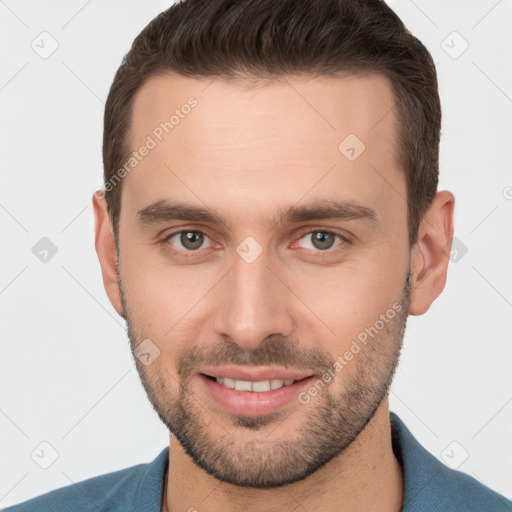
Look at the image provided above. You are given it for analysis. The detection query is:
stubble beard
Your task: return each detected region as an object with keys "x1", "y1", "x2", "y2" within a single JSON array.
[{"x1": 120, "y1": 270, "x2": 412, "y2": 488}]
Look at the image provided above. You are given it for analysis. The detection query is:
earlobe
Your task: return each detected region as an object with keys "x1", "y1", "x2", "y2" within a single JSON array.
[
  {"x1": 408, "y1": 190, "x2": 455, "y2": 316},
  {"x1": 92, "y1": 192, "x2": 124, "y2": 318}
]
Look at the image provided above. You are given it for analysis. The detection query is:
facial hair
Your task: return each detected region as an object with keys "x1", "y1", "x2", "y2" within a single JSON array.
[{"x1": 120, "y1": 268, "x2": 412, "y2": 488}]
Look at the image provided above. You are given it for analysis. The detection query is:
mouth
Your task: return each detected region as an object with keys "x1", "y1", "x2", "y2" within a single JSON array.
[
  {"x1": 202, "y1": 374, "x2": 307, "y2": 392},
  {"x1": 197, "y1": 367, "x2": 317, "y2": 417}
]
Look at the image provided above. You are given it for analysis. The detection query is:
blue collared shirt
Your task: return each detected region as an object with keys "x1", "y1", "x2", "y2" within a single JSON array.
[{"x1": 3, "y1": 413, "x2": 511, "y2": 511}]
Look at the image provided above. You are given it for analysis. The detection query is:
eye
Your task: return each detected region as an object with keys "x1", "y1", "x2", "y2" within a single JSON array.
[
  {"x1": 296, "y1": 230, "x2": 345, "y2": 252},
  {"x1": 162, "y1": 228, "x2": 347, "y2": 258},
  {"x1": 165, "y1": 230, "x2": 214, "y2": 252}
]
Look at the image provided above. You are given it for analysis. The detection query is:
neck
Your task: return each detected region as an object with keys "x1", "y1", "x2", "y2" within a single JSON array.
[{"x1": 163, "y1": 399, "x2": 403, "y2": 512}]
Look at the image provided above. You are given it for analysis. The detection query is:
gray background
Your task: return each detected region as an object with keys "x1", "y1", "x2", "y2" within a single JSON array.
[{"x1": 1, "y1": 0, "x2": 511, "y2": 507}]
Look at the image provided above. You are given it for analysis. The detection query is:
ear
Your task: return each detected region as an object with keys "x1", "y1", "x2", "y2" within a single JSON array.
[
  {"x1": 92, "y1": 191, "x2": 124, "y2": 318},
  {"x1": 409, "y1": 190, "x2": 455, "y2": 316}
]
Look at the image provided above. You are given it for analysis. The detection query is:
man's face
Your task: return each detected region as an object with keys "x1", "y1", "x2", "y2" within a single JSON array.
[{"x1": 116, "y1": 73, "x2": 412, "y2": 487}]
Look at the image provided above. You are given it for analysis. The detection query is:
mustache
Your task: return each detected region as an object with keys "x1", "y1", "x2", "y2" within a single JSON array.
[{"x1": 178, "y1": 337, "x2": 334, "y2": 378}]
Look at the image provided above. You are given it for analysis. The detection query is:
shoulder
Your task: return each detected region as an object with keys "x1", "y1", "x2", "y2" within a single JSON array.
[
  {"x1": 390, "y1": 413, "x2": 512, "y2": 512},
  {"x1": 2, "y1": 447, "x2": 169, "y2": 512}
]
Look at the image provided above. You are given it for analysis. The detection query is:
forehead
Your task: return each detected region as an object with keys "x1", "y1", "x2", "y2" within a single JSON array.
[
  {"x1": 131, "y1": 71, "x2": 397, "y2": 152},
  {"x1": 123, "y1": 72, "x2": 405, "y2": 230}
]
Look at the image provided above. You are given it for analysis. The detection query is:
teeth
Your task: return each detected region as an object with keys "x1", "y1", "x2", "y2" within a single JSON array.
[
  {"x1": 234, "y1": 379, "x2": 252, "y2": 391},
  {"x1": 215, "y1": 377, "x2": 297, "y2": 392},
  {"x1": 222, "y1": 377, "x2": 235, "y2": 389},
  {"x1": 271, "y1": 379, "x2": 284, "y2": 390},
  {"x1": 252, "y1": 380, "x2": 271, "y2": 392}
]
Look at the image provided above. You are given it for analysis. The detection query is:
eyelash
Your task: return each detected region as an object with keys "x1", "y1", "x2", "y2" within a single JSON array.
[{"x1": 162, "y1": 228, "x2": 349, "y2": 259}]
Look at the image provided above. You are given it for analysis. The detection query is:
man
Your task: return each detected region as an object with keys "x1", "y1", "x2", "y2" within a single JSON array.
[{"x1": 4, "y1": 0, "x2": 511, "y2": 511}]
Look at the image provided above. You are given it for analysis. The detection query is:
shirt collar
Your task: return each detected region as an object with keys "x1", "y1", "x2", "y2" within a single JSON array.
[{"x1": 139, "y1": 413, "x2": 498, "y2": 512}]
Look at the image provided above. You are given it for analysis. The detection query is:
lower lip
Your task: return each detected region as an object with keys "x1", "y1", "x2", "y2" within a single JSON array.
[{"x1": 199, "y1": 374, "x2": 316, "y2": 417}]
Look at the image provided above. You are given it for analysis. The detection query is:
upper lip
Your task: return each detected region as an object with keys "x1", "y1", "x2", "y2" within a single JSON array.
[{"x1": 199, "y1": 365, "x2": 314, "y2": 382}]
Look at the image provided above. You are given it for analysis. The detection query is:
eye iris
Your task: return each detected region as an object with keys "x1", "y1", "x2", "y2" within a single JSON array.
[
  {"x1": 177, "y1": 232, "x2": 338, "y2": 251},
  {"x1": 312, "y1": 231, "x2": 335, "y2": 250},
  {"x1": 181, "y1": 231, "x2": 204, "y2": 250}
]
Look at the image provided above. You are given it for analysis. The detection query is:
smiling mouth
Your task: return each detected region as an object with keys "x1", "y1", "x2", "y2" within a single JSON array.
[{"x1": 201, "y1": 374, "x2": 310, "y2": 392}]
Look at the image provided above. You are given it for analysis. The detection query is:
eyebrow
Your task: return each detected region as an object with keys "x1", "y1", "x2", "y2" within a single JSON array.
[{"x1": 136, "y1": 199, "x2": 378, "y2": 230}]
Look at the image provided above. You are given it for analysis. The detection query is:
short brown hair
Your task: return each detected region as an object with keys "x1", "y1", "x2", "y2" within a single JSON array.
[{"x1": 103, "y1": 0, "x2": 440, "y2": 248}]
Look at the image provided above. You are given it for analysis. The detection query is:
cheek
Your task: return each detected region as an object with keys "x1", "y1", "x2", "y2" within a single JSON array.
[
  {"x1": 120, "y1": 251, "x2": 219, "y2": 344},
  {"x1": 120, "y1": 233, "x2": 408, "y2": 360},
  {"x1": 123, "y1": 244, "x2": 197, "y2": 300},
  {"x1": 288, "y1": 256, "x2": 404, "y2": 336}
]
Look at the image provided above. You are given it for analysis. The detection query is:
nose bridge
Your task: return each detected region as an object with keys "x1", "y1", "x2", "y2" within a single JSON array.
[{"x1": 212, "y1": 242, "x2": 294, "y2": 350}]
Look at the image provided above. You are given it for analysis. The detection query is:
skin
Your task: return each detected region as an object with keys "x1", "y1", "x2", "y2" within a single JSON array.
[{"x1": 93, "y1": 72, "x2": 454, "y2": 512}]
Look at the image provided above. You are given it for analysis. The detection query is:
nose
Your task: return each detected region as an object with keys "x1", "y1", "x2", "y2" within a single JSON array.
[{"x1": 212, "y1": 246, "x2": 295, "y2": 351}]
